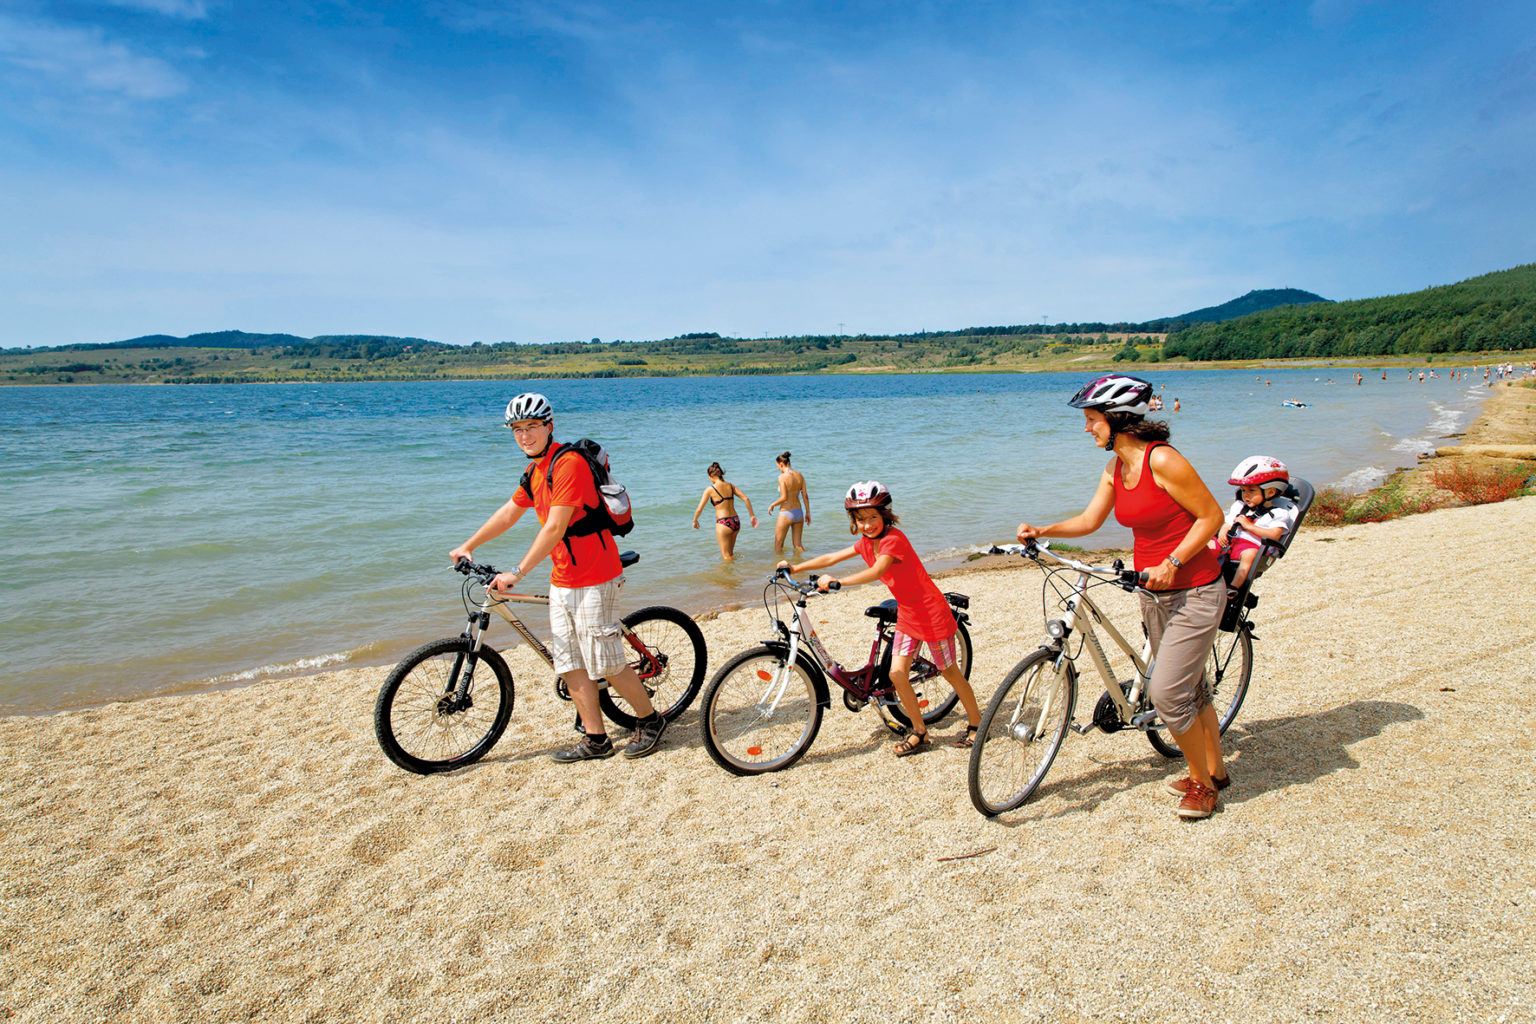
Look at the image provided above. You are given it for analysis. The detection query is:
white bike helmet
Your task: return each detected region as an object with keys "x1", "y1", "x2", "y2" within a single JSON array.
[
  {"x1": 503, "y1": 392, "x2": 553, "y2": 425},
  {"x1": 1067, "y1": 374, "x2": 1153, "y2": 417},
  {"x1": 844, "y1": 480, "x2": 892, "y2": 509},
  {"x1": 1228, "y1": 455, "x2": 1289, "y2": 490}
]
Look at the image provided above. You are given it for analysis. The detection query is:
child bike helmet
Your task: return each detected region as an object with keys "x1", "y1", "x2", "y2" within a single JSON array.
[
  {"x1": 504, "y1": 392, "x2": 553, "y2": 425},
  {"x1": 1228, "y1": 456, "x2": 1289, "y2": 489},
  {"x1": 1067, "y1": 374, "x2": 1153, "y2": 417},
  {"x1": 844, "y1": 481, "x2": 892, "y2": 509}
]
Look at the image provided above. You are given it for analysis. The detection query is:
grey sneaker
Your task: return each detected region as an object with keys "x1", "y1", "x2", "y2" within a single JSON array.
[
  {"x1": 551, "y1": 734, "x2": 615, "y2": 762},
  {"x1": 621, "y1": 714, "x2": 668, "y2": 759}
]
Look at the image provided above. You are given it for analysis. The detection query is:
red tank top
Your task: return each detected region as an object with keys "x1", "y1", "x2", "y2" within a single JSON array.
[{"x1": 1112, "y1": 441, "x2": 1221, "y2": 589}]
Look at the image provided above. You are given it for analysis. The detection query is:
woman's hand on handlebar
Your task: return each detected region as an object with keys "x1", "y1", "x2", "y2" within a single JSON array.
[
  {"x1": 814, "y1": 575, "x2": 839, "y2": 593},
  {"x1": 1142, "y1": 560, "x2": 1176, "y2": 591},
  {"x1": 1016, "y1": 523, "x2": 1044, "y2": 544},
  {"x1": 449, "y1": 545, "x2": 473, "y2": 566}
]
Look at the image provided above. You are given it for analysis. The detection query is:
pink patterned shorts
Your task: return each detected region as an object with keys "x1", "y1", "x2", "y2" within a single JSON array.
[{"x1": 891, "y1": 628, "x2": 960, "y2": 670}]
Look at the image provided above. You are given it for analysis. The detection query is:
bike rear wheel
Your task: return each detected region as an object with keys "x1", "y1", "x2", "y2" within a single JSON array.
[
  {"x1": 1146, "y1": 624, "x2": 1253, "y2": 758},
  {"x1": 700, "y1": 646, "x2": 823, "y2": 776},
  {"x1": 598, "y1": 605, "x2": 708, "y2": 729},
  {"x1": 968, "y1": 648, "x2": 1075, "y2": 816},
  {"x1": 882, "y1": 619, "x2": 970, "y2": 729},
  {"x1": 374, "y1": 637, "x2": 514, "y2": 774}
]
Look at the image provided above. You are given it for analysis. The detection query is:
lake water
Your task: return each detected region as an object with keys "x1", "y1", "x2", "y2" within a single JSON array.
[{"x1": 0, "y1": 366, "x2": 1488, "y2": 714}]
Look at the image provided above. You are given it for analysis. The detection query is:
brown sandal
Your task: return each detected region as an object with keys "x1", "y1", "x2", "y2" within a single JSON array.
[
  {"x1": 893, "y1": 729, "x2": 931, "y2": 757},
  {"x1": 950, "y1": 725, "x2": 978, "y2": 748}
]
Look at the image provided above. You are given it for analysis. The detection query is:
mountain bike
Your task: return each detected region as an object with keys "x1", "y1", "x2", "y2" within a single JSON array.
[
  {"x1": 374, "y1": 553, "x2": 707, "y2": 775},
  {"x1": 700, "y1": 569, "x2": 972, "y2": 775},
  {"x1": 967, "y1": 540, "x2": 1251, "y2": 816}
]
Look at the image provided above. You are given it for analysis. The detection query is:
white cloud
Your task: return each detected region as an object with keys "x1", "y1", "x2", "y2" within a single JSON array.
[
  {"x1": 96, "y1": 0, "x2": 210, "y2": 18},
  {"x1": 0, "y1": 15, "x2": 188, "y2": 99}
]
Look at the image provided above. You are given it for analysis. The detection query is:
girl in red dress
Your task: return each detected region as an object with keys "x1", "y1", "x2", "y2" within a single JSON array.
[{"x1": 782, "y1": 481, "x2": 982, "y2": 756}]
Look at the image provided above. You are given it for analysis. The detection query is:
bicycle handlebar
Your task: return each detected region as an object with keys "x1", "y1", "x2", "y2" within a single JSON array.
[
  {"x1": 766, "y1": 569, "x2": 840, "y2": 595},
  {"x1": 1020, "y1": 539, "x2": 1146, "y2": 590}
]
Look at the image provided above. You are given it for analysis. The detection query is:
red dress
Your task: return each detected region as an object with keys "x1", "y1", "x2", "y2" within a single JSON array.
[
  {"x1": 854, "y1": 528, "x2": 957, "y2": 641},
  {"x1": 1112, "y1": 441, "x2": 1221, "y2": 589}
]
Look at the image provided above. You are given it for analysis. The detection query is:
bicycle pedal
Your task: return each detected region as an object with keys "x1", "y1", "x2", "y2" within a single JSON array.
[
  {"x1": 1070, "y1": 720, "x2": 1098, "y2": 736},
  {"x1": 1130, "y1": 709, "x2": 1160, "y2": 730}
]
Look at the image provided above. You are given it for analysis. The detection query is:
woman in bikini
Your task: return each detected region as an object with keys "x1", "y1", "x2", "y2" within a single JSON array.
[
  {"x1": 691, "y1": 462, "x2": 758, "y2": 561},
  {"x1": 768, "y1": 451, "x2": 810, "y2": 553}
]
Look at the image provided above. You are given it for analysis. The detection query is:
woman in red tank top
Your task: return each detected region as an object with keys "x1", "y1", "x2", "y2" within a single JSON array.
[{"x1": 1015, "y1": 375, "x2": 1230, "y2": 820}]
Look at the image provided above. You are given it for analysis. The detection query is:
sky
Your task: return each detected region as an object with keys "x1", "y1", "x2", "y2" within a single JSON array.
[{"x1": 2, "y1": 0, "x2": 1534, "y2": 348}]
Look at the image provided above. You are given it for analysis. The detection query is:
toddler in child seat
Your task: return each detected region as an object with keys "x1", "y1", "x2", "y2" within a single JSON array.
[
  {"x1": 1215, "y1": 456, "x2": 1298, "y2": 591},
  {"x1": 779, "y1": 481, "x2": 982, "y2": 756}
]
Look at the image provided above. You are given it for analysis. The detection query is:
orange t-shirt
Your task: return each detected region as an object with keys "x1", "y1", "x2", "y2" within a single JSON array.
[{"x1": 513, "y1": 446, "x2": 623, "y2": 588}]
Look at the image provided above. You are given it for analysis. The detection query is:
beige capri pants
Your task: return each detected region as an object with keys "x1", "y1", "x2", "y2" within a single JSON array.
[{"x1": 1138, "y1": 579, "x2": 1228, "y2": 735}]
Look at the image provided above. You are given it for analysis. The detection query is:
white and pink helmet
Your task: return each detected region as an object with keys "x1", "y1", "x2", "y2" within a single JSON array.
[
  {"x1": 1228, "y1": 456, "x2": 1289, "y2": 490},
  {"x1": 1068, "y1": 374, "x2": 1153, "y2": 417},
  {"x1": 844, "y1": 480, "x2": 892, "y2": 509}
]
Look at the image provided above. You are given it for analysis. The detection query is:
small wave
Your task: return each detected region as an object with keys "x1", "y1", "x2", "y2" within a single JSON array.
[
  {"x1": 1334, "y1": 465, "x2": 1388, "y2": 491},
  {"x1": 202, "y1": 646, "x2": 378, "y2": 686}
]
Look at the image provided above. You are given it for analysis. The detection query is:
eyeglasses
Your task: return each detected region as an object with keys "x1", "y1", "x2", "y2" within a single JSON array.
[{"x1": 509, "y1": 424, "x2": 547, "y2": 436}]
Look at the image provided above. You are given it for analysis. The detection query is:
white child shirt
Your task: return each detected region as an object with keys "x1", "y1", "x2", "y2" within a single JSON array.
[{"x1": 1226, "y1": 496, "x2": 1298, "y2": 546}]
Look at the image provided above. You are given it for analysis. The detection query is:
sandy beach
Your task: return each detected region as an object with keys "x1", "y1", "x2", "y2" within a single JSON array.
[{"x1": 5, "y1": 395, "x2": 1536, "y2": 1023}]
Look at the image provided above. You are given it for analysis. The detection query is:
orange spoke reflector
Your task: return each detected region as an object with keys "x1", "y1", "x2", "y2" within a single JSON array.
[
  {"x1": 918, "y1": 699, "x2": 930, "y2": 708},
  {"x1": 748, "y1": 746, "x2": 763, "y2": 756},
  {"x1": 756, "y1": 670, "x2": 773, "y2": 681}
]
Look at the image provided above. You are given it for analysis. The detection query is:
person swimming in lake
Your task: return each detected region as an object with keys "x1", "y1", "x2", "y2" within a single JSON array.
[
  {"x1": 691, "y1": 462, "x2": 758, "y2": 561},
  {"x1": 768, "y1": 451, "x2": 811, "y2": 552}
]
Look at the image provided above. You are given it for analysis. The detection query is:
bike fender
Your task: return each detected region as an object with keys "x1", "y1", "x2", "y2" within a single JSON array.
[{"x1": 760, "y1": 640, "x2": 832, "y2": 709}]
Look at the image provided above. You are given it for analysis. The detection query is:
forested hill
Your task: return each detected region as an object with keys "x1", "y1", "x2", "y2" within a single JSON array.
[
  {"x1": 41, "y1": 330, "x2": 447, "y2": 354},
  {"x1": 1141, "y1": 288, "x2": 1330, "y2": 331},
  {"x1": 1163, "y1": 264, "x2": 1536, "y2": 361}
]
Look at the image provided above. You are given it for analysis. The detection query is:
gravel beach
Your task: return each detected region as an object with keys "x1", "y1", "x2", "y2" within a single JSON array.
[{"x1": 4, "y1": 479, "x2": 1534, "y2": 1022}]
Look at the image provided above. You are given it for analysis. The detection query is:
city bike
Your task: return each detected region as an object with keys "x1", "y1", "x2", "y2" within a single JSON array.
[
  {"x1": 374, "y1": 553, "x2": 707, "y2": 775},
  {"x1": 700, "y1": 569, "x2": 972, "y2": 775},
  {"x1": 967, "y1": 541, "x2": 1251, "y2": 816}
]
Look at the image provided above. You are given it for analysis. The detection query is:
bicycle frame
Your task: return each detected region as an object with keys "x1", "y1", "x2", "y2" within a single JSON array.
[{"x1": 1045, "y1": 568, "x2": 1160, "y2": 734}]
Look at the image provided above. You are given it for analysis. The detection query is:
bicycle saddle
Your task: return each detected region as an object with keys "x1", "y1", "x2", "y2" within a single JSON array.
[{"x1": 864, "y1": 599, "x2": 898, "y2": 623}]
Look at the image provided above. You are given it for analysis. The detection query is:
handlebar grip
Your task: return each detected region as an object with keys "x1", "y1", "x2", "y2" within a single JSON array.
[{"x1": 825, "y1": 580, "x2": 842, "y2": 591}]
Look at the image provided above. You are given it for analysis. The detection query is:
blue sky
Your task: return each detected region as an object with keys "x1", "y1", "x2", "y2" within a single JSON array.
[{"x1": 2, "y1": 1, "x2": 1533, "y2": 347}]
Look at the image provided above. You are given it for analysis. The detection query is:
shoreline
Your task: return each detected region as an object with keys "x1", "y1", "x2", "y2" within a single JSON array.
[
  {"x1": 4, "y1": 349, "x2": 1534, "y2": 387},
  {"x1": 8, "y1": 378, "x2": 1514, "y2": 720}
]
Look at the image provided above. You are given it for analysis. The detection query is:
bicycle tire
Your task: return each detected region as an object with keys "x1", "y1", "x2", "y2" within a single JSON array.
[
  {"x1": 1145, "y1": 624, "x2": 1253, "y2": 758},
  {"x1": 882, "y1": 618, "x2": 970, "y2": 729},
  {"x1": 700, "y1": 646, "x2": 823, "y2": 776},
  {"x1": 598, "y1": 605, "x2": 708, "y2": 729},
  {"x1": 968, "y1": 648, "x2": 1075, "y2": 816},
  {"x1": 374, "y1": 637, "x2": 514, "y2": 775}
]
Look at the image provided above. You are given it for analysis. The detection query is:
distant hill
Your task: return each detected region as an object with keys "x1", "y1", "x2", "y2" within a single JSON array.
[
  {"x1": 23, "y1": 330, "x2": 447, "y2": 353},
  {"x1": 1147, "y1": 288, "x2": 1331, "y2": 330},
  {"x1": 1164, "y1": 264, "x2": 1536, "y2": 360}
]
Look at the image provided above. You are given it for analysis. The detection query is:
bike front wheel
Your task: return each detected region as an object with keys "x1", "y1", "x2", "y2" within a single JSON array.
[
  {"x1": 1146, "y1": 625, "x2": 1254, "y2": 758},
  {"x1": 599, "y1": 605, "x2": 708, "y2": 729},
  {"x1": 968, "y1": 648, "x2": 1075, "y2": 816},
  {"x1": 882, "y1": 619, "x2": 971, "y2": 729},
  {"x1": 700, "y1": 646, "x2": 823, "y2": 776},
  {"x1": 374, "y1": 637, "x2": 515, "y2": 775}
]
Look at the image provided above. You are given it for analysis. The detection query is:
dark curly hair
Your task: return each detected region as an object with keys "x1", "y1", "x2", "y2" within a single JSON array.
[{"x1": 1105, "y1": 412, "x2": 1170, "y2": 443}]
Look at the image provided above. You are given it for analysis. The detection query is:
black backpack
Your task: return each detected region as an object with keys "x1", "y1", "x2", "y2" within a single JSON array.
[{"x1": 518, "y1": 440, "x2": 634, "y2": 561}]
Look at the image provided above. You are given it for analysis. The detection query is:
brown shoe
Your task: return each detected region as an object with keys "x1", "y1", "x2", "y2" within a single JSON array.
[
  {"x1": 1166, "y1": 773, "x2": 1231, "y2": 797},
  {"x1": 1177, "y1": 780, "x2": 1218, "y2": 819}
]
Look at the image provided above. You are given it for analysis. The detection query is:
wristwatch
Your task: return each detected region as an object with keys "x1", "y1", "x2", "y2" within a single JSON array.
[{"x1": 1166, "y1": 554, "x2": 1183, "y2": 568}]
